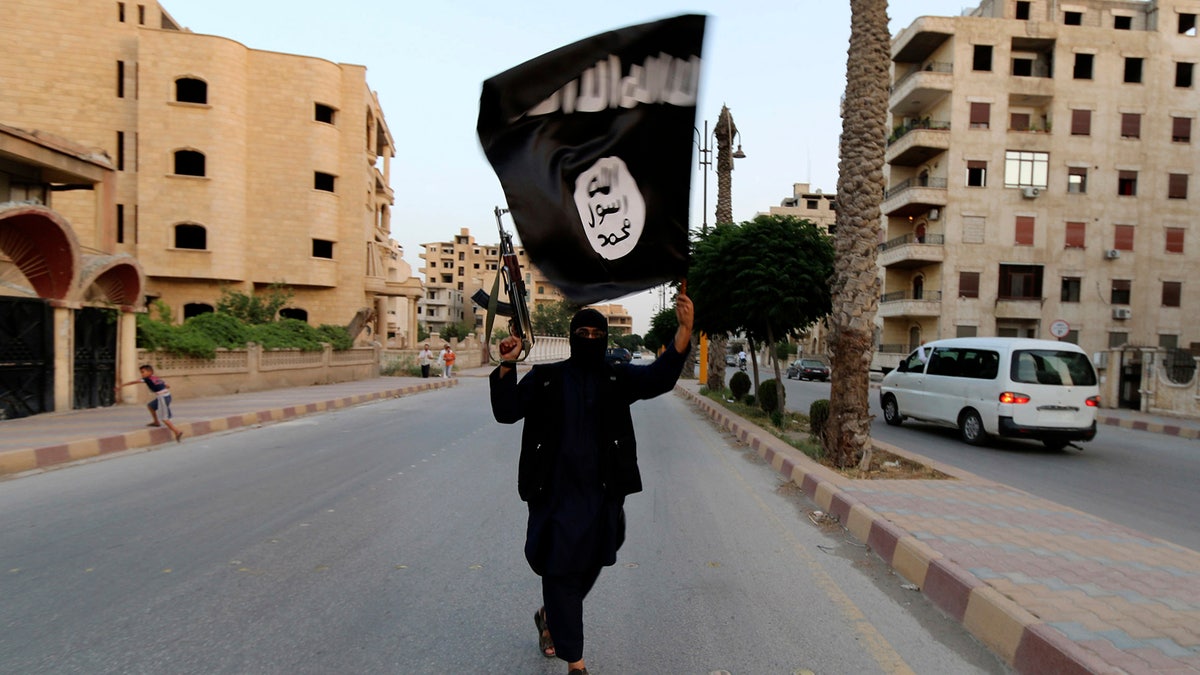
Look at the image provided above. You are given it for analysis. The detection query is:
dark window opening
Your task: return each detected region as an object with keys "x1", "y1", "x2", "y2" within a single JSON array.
[
  {"x1": 1124, "y1": 57, "x2": 1143, "y2": 83},
  {"x1": 117, "y1": 61, "x2": 125, "y2": 98},
  {"x1": 998, "y1": 264, "x2": 1043, "y2": 299},
  {"x1": 314, "y1": 172, "x2": 336, "y2": 192},
  {"x1": 174, "y1": 223, "x2": 206, "y2": 250},
  {"x1": 1012, "y1": 58, "x2": 1034, "y2": 77},
  {"x1": 969, "y1": 101, "x2": 990, "y2": 128},
  {"x1": 312, "y1": 238, "x2": 334, "y2": 258},
  {"x1": 1114, "y1": 15, "x2": 1132, "y2": 30},
  {"x1": 1168, "y1": 173, "x2": 1189, "y2": 200},
  {"x1": 118, "y1": 2, "x2": 125, "y2": 22},
  {"x1": 1010, "y1": 112, "x2": 1031, "y2": 131},
  {"x1": 1180, "y1": 13, "x2": 1197, "y2": 35},
  {"x1": 1163, "y1": 282, "x2": 1182, "y2": 308},
  {"x1": 973, "y1": 45, "x2": 993, "y2": 71},
  {"x1": 1064, "y1": 11, "x2": 1082, "y2": 25},
  {"x1": 1073, "y1": 53, "x2": 1094, "y2": 79},
  {"x1": 183, "y1": 303, "x2": 214, "y2": 319},
  {"x1": 1061, "y1": 277, "x2": 1082, "y2": 302},
  {"x1": 315, "y1": 103, "x2": 336, "y2": 124},
  {"x1": 1120, "y1": 113, "x2": 1141, "y2": 139},
  {"x1": 1111, "y1": 279, "x2": 1131, "y2": 305},
  {"x1": 173, "y1": 150, "x2": 205, "y2": 176},
  {"x1": 1118, "y1": 171, "x2": 1137, "y2": 196},
  {"x1": 1071, "y1": 109, "x2": 1091, "y2": 135},
  {"x1": 1173, "y1": 116, "x2": 1193, "y2": 142},
  {"x1": 959, "y1": 271, "x2": 981, "y2": 298},
  {"x1": 967, "y1": 160, "x2": 987, "y2": 187},
  {"x1": 1177, "y1": 62, "x2": 1195, "y2": 88},
  {"x1": 1016, "y1": 1, "x2": 1031, "y2": 20},
  {"x1": 279, "y1": 308, "x2": 308, "y2": 322},
  {"x1": 175, "y1": 78, "x2": 207, "y2": 104},
  {"x1": 137, "y1": 4, "x2": 144, "y2": 24},
  {"x1": 116, "y1": 131, "x2": 125, "y2": 171},
  {"x1": 117, "y1": 204, "x2": 125, "y2": 244},
  {"x1": 1068, "y1": 167, "x2": 1087, "y2": 193}
]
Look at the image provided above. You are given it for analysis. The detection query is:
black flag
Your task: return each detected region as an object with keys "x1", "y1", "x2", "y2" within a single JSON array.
[{"x1": 478, "y1": 14, "x2": 705, "y2": 306}]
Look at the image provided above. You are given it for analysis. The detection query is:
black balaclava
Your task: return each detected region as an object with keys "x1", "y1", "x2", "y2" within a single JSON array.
[{"x1": 568, "y1": 308, "x2": 608, "y2": 367}]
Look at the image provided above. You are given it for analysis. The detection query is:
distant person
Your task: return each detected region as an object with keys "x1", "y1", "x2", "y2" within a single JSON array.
[
  {"x1": 117, "y1": 364, "x2": 183, "y2": 442},
  {"x1": 490, "y1": 294, "x2": 694, "y2": 675},
  {"x1": 441, "y1": 344, "x2": 456, "y2": 378},
  {"x1": 418, "y1": 343, "x2": 435, "y2": 378}
]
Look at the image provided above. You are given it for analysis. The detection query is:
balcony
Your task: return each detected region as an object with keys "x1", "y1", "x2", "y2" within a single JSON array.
[
  {"x1": 886, "y1": 120, "x2": 951, "y2": 166},
  {"x1": 882, "y1": 177, "x2": 948, "y2": 217},
  {"x1": 879, "y1": 290, "x2": 942, "y2": 318},
  {"x1": 995, "y1": 297, "x2": 1044, "y2": 320},
  {"x1": 878, "y1": 233, "x2": 945, "y2": 269},
  {"x1": 890, "y1": 62, "x2": 953, "y2": 118}
]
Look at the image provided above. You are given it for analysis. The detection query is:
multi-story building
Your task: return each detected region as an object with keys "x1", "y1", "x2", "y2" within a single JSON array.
[
  {"x1": 763, "y1": 182, "x2": 838, "y2": 233},
  {"x1": 0, "y1": 0, "x2": 423, "y2": 350},
  {"x1": 878, "y1": 0, "x2": 1198, "y2": 372},
  {"x1": 419, "y1": 228, "x2": 632, "y2": 337}
]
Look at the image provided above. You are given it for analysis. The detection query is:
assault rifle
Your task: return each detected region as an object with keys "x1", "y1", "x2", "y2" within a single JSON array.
[{"x1": 472, "y1": 206, "x2": 534, "y2": 362}]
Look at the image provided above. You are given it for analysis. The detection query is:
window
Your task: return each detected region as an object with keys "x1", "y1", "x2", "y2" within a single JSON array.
[
  {"x1": 315, "y1": 103, "x2": 336, "y2": 124},
  {"x1": 1004, "y1": 150, "x2": 1049, "y2": 188},
  {"x1": 183, "y1": 303, "x2": 214, "y2": 319},
  {"x1": 966, "y1": 160, "x2": 987, "y2": 187},
  {"x1": 1177, "y1": 62, "x2": 1195, "y2": 88},
  {"x1": 1114, "y1": 224, "x2": 1135, "y2": 250},
  {"x1": 1168, "y1": 173, "x2": 1189, "y2": 199},
  {"x1": 1016, "y1": 1, "x2": 1031, "y2": 20},
  {"x1": 998, "y1": 264, "x2": 1043, "y2": 299},
  {"x1": 806, "y1": 199, "x2": 819, "y2": 209},
  {"x1": 1015, "y1": 215, "x2": 1035, "y2": 245},
  {"x1": 1064, "y1": 11, "x2": 1082, "y2": 25},
  {"x1": 1065, "y1": 221, "x2": 1086, "y2": 248},
  {"x1": 973, "y1": 45, "x2": 993, "y2": 71},
  {"x1": 280, "y1": 308, "x2": 308, "y2": 322},
  {"x1": 118, "y1": 2, "x2": 125, "y2": 22},
  {"x1": 1114, "y1": 15, "x2": 1132, "y2": 30},
  {"x1": 137, "y1": 3, "x2": 144, "y2": 24},
  {"x1": 1166, "y1": 228, "x2": 1185, "y2": 253},
  {"x1": 1111, "y1": 279, "x2": 1131, "y2": 304},
  {"x1": 959, "y1": 271, "x2": 980, "y2": 298},
  {"x1": 174, "y1": 223, "x2": 206, "y2": 249},
  {"x1": 1061, "y1": 277, "x2": 1082, "y2": 302},
  {"x1": 1118, "y1": 170, "x2": 1138, "y2": 196},
  {"x1": 1181, "y1": 13, "x2": 1197, "y2": 35},
  {"x1": 1120, "y1": 113, "x2": 1141, "y2": 138},
  {"x1": 175, "y1": 77, "x2": 207, "y2": 104},
  {"x1": 969, "y1": 102, "x2": 990, "y2": 129},
  {"x1": 1068, "y1": 167, "x2": 1088, "y2": 193},
  {"x1": 956, "y1": 325, "x2": 979, "y2": 338},
  {"x1": 116, "y1": 131, "x2": 125, "y2": 171},
  {"x1": 173, "y1": 150, "x2": 205, "y2": 176},
  {"x1": 1073, "y1": 53, "x2": 1094, "y2": 79},
  {"x1": 116, "y1": 204, "x2": 125, "y2": 244},
  {"x1": 1010, "y1": 112, "x2": 1031, "y2": 130},
  {"x1": 314, "y1": 171, "x2": 336, "y2": 192},
  {"x1": 1012, "y1": 57, "x2": 1034, "y2": 77},
  {"x1": 117, "y1": 61, "x2": 125, "y2": 98},
  {"x1": 1070, "y1": 109, "x2": 1091, "y2": 135},
  {"x1": 1124, "y1": 57, "x2": 1143, "y2": 83},
  {"x1": 1109, "y1": 332, "x2": 1129, "y2": 348},
  {"x1": 1173, "y1": 116, "x2": 1193, "y2": 143},
  {"x1": 1163, "y1": 281, "x2": 1182, "y2": 307},
  {"x1": 312, "y1": 239, "x2": 333, "y2": 258}
]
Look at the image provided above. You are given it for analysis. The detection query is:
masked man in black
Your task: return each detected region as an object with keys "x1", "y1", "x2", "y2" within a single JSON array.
[{"x1": 490, "y1": 293, "x2": 694, "y2": 675}]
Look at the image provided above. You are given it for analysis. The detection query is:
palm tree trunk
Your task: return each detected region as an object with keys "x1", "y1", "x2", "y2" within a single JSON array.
[{"x1": 826, "y1": 0, "x2": 889, "y2": 468}]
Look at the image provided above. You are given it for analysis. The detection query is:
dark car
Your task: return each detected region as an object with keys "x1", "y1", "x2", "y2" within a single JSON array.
[
  {"x1": 605, "y1": 347, "x2": 633, "y2": 365},
  {"x1": 786, "y1": 358, "x2": 830, "y2": 381}
]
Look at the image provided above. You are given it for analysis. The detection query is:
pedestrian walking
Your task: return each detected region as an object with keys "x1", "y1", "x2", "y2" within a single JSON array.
[
  {"x1": 117, "y1": 364, "x2": 184, "y2": 442},
  {"x1": 490, "y1": 293, "x2": 694, "y2": 675},
  {"x1": 418, "y1": 343, "x2": 434, "y2": 378},
  {"x1": 440, "y1": 344, "x2": 456, "y2": 378}
]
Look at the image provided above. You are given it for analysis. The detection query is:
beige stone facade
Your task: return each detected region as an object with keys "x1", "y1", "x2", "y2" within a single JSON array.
[
  {"x1": 762, "y1": 182, "x2": 839, "y2": 234},
  {"x1": 0, "y1": 0, "x2": 423, "y2": 350},
  {"x1": 878, "y1": 0, "x2": 1199, "y2": 373}
]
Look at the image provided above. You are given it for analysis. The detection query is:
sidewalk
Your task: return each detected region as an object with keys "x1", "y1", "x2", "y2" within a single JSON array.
[{"x1": 677, "y1": 381, "x2": 1200, "y2": 675}]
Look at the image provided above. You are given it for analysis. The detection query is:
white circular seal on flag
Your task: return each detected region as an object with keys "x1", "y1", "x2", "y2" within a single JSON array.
[{"x1": 573, "y1": 156, "x2": 645, "y2": 260}]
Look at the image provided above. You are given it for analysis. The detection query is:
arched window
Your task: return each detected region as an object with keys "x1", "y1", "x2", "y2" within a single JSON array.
[
  {"x1": 175, "y1": 77, "x2": 207, "y2": 104},
  {"x1": 279, "y1": 307, "x2": 308, "y2": 322},
  {"x1": 912, "y1": 275, "x2": 925, "y2": 300},
  {"x1": 175, "y1": 223, "x2": 206, "y2": 250},
  {"x1": 183, "y1": 303, "x2": 214, "y2": 319},
  {"x1": 174, "y1": 150, "x2": 205, "y2": 176}
]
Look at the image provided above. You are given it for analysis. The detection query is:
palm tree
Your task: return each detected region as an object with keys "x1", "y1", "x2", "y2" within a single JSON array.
[
  {"x1": 706, "y1": 105, "x2": 739, "y2": 391},
  {"x1": 826, "y1": 0, "x2": 889, "y2": 468}
]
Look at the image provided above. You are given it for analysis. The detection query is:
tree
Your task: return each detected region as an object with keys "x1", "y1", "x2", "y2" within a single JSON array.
[
  {"x1": 827, "y1": 0, "x2": 889, "y2": 468},
  {"x1": 645, "y1": 306, "x2": 678, "y2": 356},
  {"x1": 614, "y1": 333, "x2": 643, "y2": 353},
  {"x1": 216, "y1": 283, "x2": 293, "y2": 325},
  {"x1": 689, "y1": 214, "x2": 835, "y2": 413},
  {"x1": 531, "y1": 300, "x2": 576, "y2": 336}
]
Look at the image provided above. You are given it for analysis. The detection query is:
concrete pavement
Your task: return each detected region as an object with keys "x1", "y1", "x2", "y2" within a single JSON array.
[{"x1": 2, "y1": 369, "x2": 1198, "y2": 673}]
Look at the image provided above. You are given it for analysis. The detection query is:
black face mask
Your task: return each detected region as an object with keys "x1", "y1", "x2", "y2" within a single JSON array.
[{"x1": 568, "y1": 309, "x2": 608, "y2": 367}]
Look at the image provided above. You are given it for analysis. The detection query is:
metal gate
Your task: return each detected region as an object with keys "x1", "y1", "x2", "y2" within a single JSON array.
[
  {"x1": 0, "y1": 297, "x2": 53, "y2": 420},
  {"x1": 1118, "y1": 348, "x2": 1143, "y2": 410},
  {"x1": 74, "y1": 307, "x2": 117, "y2": 410}
]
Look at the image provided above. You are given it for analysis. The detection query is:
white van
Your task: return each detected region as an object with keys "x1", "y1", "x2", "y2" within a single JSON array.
[{"x1": 879, "y1": 338, "x2": 1100, "y2": 449}]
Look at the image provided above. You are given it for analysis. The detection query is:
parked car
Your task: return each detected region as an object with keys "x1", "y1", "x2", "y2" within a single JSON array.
[
  {"x1": 879, "y1": 337, "x2": 1099, "y2": 450},
  {"x1": 786, "y1": 358, "x2": 830, "y2": 381},
  {"x1": 605, "y1": 347, "x2": 633, "y2": 365}
]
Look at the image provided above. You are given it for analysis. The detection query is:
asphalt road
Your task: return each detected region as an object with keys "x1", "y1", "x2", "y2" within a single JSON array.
[
  {"x1": 755, "y1": 368, "x2": 1200, "y2": 553},
  {"x1": 0, "y1": 378, "x2": 1007, "y2": 674}
]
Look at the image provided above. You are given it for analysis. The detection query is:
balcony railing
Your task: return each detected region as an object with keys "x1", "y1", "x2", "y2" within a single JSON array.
[
  {"x1": 879, "y1": 233, "x2": 945, "y2": 252},
  {"x1": 881, "y1": 290, "x2": 943, "y2": 303},
  {"x1": 891, "y1": 61, "x2": 953, "y2": 91},
  {"x1": 884, "y1": 177, "x2": 947, "y2": 200},
  {"x1": 888, "y1": 119, "x2": 951, "y2": 145}
]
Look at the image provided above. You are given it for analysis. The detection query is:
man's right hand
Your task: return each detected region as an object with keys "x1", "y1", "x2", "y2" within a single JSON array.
[{"x1": 498, "y1": 336, "x2": 522, "y2": 362}]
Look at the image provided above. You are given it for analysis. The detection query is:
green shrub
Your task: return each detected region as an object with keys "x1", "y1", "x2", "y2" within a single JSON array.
[
  {"x1": 184, "y1": 311, "x2": 250, "y2": 348},
  {"x1": 381, "y1": 354, "x2": 422, "y2": 377},
  {"x1": 317, "y1": 324, "x2": 353, "y2": 351},
  {"x1": 729, "y1": 371, "x2": 751, "y2": 400},
  {"x1": 809, "y1": 399, "x2": 831, "y2": 442},
  {"x1": 744, "y1": 394, "x2": 755, "y2": 406},
  {"x1": 247, "y1": 319, "x2": 325, "y2": 351},
  {"x1": 758, "y1": 378, "x2": 784, "y2": 414}
]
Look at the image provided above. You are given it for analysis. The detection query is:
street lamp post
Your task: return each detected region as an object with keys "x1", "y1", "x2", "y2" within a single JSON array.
[{"x1": 693, "y1": 120, "x2": 714, "y2": 234}]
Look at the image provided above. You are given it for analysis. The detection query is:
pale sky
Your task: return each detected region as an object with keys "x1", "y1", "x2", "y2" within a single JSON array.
[{"x1": 169, "y1": 1, "x2": 974, "y2": 334}]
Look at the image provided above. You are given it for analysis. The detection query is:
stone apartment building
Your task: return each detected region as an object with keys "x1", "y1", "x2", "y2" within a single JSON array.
[
  {"x1": 0, "y1": 0, "x2": 423, "y2": 352},
  {"x1": 877, "y1": 0, "x2": 1199, "y2": 370},
  {"x1": 419, "y1": 228, "x2": 632, "y2": 337},
  {"x1": 763, "y1": 182, "x2": 839, "y2": 234}
]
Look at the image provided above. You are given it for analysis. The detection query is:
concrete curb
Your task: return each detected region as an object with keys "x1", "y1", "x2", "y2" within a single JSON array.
[
  {"x1": 0, "y1": 379, "x2": 457, "y2": 477},
  {"x1": 675, "y1": 385, "x2": 1116, "y2": 675}
]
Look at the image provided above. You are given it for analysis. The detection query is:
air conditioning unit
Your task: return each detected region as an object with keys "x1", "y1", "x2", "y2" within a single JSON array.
[
  {"x1": 1021, "y1": 186, "x2": 1041, "y2": 199},
  {"x1": 1113, "y1": 307, "x2": 1132, "y2": 320},
  {"x1": 928, "y1": 208, "x2": 940, "y2": 221},
  {"x1": 1105, "y1": 249, "x2": 1121, "y2": 259}
]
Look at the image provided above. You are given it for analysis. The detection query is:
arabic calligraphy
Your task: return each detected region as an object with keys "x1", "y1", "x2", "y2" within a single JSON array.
[{"x1": 573, "y1": 156, "x2": 645, "y2": 261}]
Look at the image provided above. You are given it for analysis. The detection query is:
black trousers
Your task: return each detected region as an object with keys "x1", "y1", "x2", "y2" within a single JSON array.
[{"x1": 542, "y1": 565, "x2": 603, "y2": 663}]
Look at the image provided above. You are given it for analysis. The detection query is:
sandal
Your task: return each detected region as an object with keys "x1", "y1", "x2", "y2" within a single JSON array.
[{"x1": 534, "y1": 607, "x2": 555, "y2": 658}]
